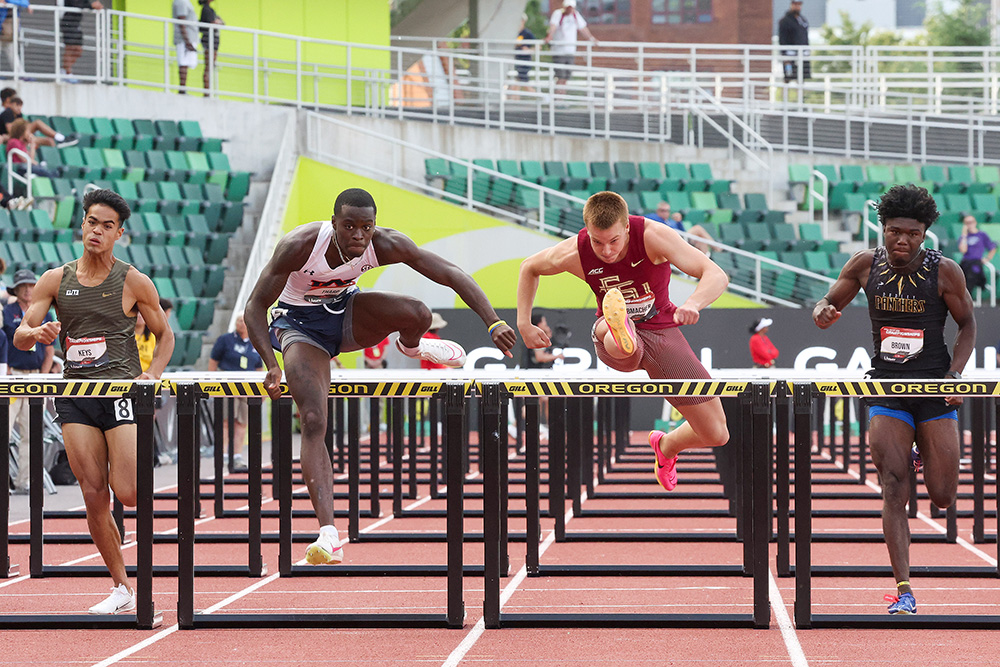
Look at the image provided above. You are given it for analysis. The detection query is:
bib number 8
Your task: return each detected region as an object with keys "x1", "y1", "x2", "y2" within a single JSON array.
[{"x1": 116, "y1": 398, "x2": 133, "y2": 422}]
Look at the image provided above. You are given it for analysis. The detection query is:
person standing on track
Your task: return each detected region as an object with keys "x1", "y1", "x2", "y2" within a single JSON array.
[
  {"x1": 517, "y1": 190, "x2": 730, "y2": 491},
  {"x1": 244, "y1": 187, "x2": 517, "y2": 566},
  {"x1": 13, "y1": 188, "x2": 174, "y2": 614},
  {"x1": 813, "y1": 184, "x2": 975, "y2": 615}
]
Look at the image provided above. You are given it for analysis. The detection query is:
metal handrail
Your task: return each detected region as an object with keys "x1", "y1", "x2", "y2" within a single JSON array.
[
  {"x1": 6, "y1": 148, "x2": 32, "y2": 200},
  {"x1": 807, "y1": 169, "x2": 829, "y2": 238}
]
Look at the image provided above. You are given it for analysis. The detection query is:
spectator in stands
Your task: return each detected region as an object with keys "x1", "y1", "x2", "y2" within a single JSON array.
[
  {"x1": 7, "y1": 118, "x2": 56, "y2": 180},
  {"x1": 778, "y1": 0, "x2": 810, "y2": 84},
  {"x1": 0, "y1": 1, "x2": 30, "y2": 72},
  {"x1": 61, "y1": 0, "x2": 104, "y2": 80},
  {"x1": 134, "y1": 310, "x2": 156, "y2": 373},
  {"x1": 958, "y1": 215, "x2": 996, "y2": 293},
  {"x1": 173, "y1": 0, "x2": 199, "y2": 94},
  {"x1": 544, "y1": 0, "x2": 597, "y2": 95},
  {"x1": 364, "y1": 337, "x2": 389, "y2": 369},
  {"x1": 208, "y1": 315, "x2": 263, "y2": 473},
  {"x1": 160, "y1": 297, "x2": 174, "y2": 326},
  {"x1": 199, "y1": 0, "x2": 223, "y2": 91},
  {"x1": 0, "y1": 96, "x2": 70, "y2": 148},
  {"x1": 644, "y1": 201, "x2": 714, "y2": 255},
  {"x1": 748, "y1": 317, "x2": 779, "y2": 368},
  {"x1": 4, "y1": 269, "x2": 54, "y2": 493},
  {"x1": 511, "y1": 13, "x2": 535, "y2": 100}
]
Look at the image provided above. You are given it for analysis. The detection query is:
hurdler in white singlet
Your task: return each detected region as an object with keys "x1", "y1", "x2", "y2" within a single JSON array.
[{"x1": 277, "y1": 222, "x2": 380, "y2": 307}]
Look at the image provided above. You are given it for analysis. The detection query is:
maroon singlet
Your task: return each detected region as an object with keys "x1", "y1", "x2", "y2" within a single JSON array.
[{"x1": 577, "y1": 215, "x2": 678, "y2": 330}]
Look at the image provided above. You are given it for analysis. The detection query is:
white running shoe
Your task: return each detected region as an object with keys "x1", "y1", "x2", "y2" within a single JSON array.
[
  {"x1": 305, "y1": 528, "x2": 344, "y2": 565},
  {"x1": 88, "y1": 583, "x2": 136, "y2": 614},
  {"x1": 397, "y1": 337, "x2": 467, "y2": 368}
]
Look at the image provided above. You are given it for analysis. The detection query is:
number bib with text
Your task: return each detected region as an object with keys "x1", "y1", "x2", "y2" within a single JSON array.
[
  {"x1": 880, "y1": 326, "x2": 924, "y2": 363},
  {"x1": 625, "y1": 293, "x2": 658, "y2": 322},
  {"x1": 65, "y1": 336, "x2": 109, "y2": 370}
]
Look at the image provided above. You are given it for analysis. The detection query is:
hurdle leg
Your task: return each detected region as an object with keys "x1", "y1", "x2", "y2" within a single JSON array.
[
  {"x1": 482, "y1": 383, "x2": 502, "y2": 628},
  {"x1": 213, "y1": 398, "x2": 225, "y2": 518},
  {"x1": 348, "y1": 398, "x2": 360, "y2": 543},
  {"x1": 177, "y1": 384, "x2": 198, "y2": 629},
  {"x1": 794, "y1": 383, "x2": 814, "y2": 629},
  {"x1": 29, "y1": 398, "x2": 43, "y2": 577},
  {"x1": 248, "y1": 397, "x2": 264, "y2": 577},
  {"x1": 0, "y1": 397, "x2": 14, "y2": 577},
  {"x1": 524, "y1": 397, "x2": 541, "y2": 575},
  {"x1": 775, "y1": 382, "x2": 791, "y2": 577},
  {"x1": 445, "y1": 384, "x2": 466, "y2": 629},
  {"x1": 369, "y1": 398, "x2": 381, "y2": 517},
  {"x1": 134, "y1": 383, "x2": 160, "y2": 629}
]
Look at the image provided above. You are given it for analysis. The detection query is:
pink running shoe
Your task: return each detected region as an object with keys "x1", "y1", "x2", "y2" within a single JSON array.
[
  {"x1": 602, "y1": 288, "x2": 637, "y2": 355},
  {"x1": 648, "y1": 430, "x2": 678, "y2": 491}
]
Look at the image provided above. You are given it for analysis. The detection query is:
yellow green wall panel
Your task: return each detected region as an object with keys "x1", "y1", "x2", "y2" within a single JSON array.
[{"x1": 118, "y1": 0, "x2": 388, "y2": 104}]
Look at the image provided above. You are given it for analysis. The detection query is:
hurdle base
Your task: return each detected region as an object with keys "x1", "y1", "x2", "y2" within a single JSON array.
[
  {"x1": 287, "y1": 564, "x2": 484, "y2": 577},
  {"x1": 495, "y1": 613, "x2": 758, "y2": 628},
  {"x1": 534, "y1": 564, "x2": 745, "y2": 577},
  {"x1": 790, "y1": 565, "x2": 999, "y2": 578},
  {"x1": 0, "y1": 612, "x2": 162, "y2": 629},
  {"x1": 561, "y1": 532, "x2": 738, "y2": 543},
  {"x1": 807, "y1": 614, "x2": 1000, "y2": 629},
  {"x1": 189, "y1": 612, "x2": 457, "y2": 629},
  {"x1": 5, "y1": 562, "x2": 19, "y2": 578},
  {"x1": 38, "y1": 565, "x2": 261, "y2": 578}
]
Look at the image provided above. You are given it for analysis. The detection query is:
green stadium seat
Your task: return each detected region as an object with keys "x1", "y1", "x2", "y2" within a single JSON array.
[
  {"x1": 664, "y1": 163, "x2": 688, "y2": 181},
  {"x1": 894, "y1": 165, "x2": 920, "y2": 184},
  {"x1": 496, "y1": 160, "x2": 519, "y2": 178},
  {"x1": 590, "y1": 162, "x2": 613, "y2": 179},
  {"x1": 520, "y1": 160, "x2": 545, "y2": 183},
  {"x1": 689, "y1": 191, "x2": 716, "y2": 210},
  {"x1": 638, "y1": 162, "x2": 663, "y2": 181}
]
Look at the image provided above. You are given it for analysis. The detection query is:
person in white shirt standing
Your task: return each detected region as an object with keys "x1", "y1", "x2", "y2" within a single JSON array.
[
  {"x1": 172, "y1": 0, "x2": 198, "y2": 93},
  {"x1": 544, "y1": 0, "x2": 598, "y2": 95}
]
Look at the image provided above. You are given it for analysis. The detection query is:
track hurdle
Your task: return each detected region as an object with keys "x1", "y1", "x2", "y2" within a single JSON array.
[
  {"x1": 482, "y1": 379, "x2": 773, "y2": 629},
  {"x1": 176, "y1": 379, "x2": 469, "y2": 629},
  {"x1": 0, "y1": 379, "x2": 161, "y2": 629},
  {"x1": 792, "y1": 379, "x2": 1000, "y2": 629}
]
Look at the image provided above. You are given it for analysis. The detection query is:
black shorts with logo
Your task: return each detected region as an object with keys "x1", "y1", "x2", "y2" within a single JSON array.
[{"x1": 55, "y1": 397, "x2": 136, "y2": 432}]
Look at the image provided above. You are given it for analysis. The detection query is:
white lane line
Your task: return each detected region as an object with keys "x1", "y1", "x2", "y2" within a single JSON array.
[
  {"x1": 845, "y1": 466, "x2": 999, "y2": 567},
  {"x1": 769, "y1": 570, "x2": 809, "y2": 667},
  {"x1": 361, "y1": 496, "x2": 432, "y2": 534},
  {"x1": 0, "y1": 574, "x2": 29, "y2": 589},
  {"x1": 441, "y1": 487, "x2": 582, "y2": 667},
  {"x1": 90, "y1": 480, "x2": 423, "y2": 666}
]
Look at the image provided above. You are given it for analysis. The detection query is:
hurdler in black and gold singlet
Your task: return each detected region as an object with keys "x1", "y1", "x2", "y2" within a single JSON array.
[
  {"x1": 864, "y1": 246, "x2": 950, "y2": 375},
  {"x1": 57, "y1": 258, "x2": 141, "y2": 380}
]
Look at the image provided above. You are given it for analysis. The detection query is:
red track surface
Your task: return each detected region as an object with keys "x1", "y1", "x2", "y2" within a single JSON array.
[{"x1": 4, "y1": 432, "x2": 1000, "y2": 667}]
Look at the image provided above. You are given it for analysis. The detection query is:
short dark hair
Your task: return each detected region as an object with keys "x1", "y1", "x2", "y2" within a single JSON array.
[
  {"x1": 530, "y1": 311, "x2": 545, "y2": 326},
  {"x1": 878, "y1": 184, "x2": 938, "y2": 229},
  {"x1": 583, "y1": 191, "x2": 629, "y2": 230},
  {"x1": 334, "y1": 188, "x2": 376, "y2": 216},
  {"x1": 83, "y1": 188, "x2": 131, "y2": 226},
  {"x1": 0, "y1": 88, "x2": 16, "y2": 104},
  {"x1": 159, "y1": 297, "x2": 173, "y2": 313},
  {"x1": 8, "y1": 97, "x2": 22, "y2": 106}
]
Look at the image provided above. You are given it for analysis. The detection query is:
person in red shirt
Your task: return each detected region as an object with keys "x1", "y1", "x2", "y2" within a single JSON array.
[
  {"x1": 420, "y1": 312, "x2": 452, "y2": 370},
  {"x1": 748, "y1": 317, "x2": 779, "y2": 368},
  {"x1": 363, "y1": 337, "x2": 389, "y2": 368},
  {"x1": 517, "y1": 191, "x2": 730, "y2": 492}
]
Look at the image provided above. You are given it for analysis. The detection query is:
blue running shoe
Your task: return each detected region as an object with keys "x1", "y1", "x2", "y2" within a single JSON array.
[
  {"x1": 885, "y1": 592, "x2": 917, "y2": 614},
  {"x1": 910, "y1": 444, "x2": 922, "y2": 474}
]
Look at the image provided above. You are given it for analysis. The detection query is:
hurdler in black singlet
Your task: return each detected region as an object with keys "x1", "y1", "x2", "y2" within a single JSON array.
[
  {"x1": 864, "y1": 246, "x2": 950, "y2": 376},
  {"x1": 57, "y1": 259, "x2": 141, "y2": 380}
]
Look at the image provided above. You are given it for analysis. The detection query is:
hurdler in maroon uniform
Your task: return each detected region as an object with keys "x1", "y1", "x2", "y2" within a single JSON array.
[{"x1": 518, "y1": 192, "x2": 730, "y2": 491}]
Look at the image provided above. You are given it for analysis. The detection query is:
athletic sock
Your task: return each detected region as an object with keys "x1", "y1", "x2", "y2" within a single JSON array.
[{"x1": 396, "y1": 340, "x2": 420, "y2": 357}]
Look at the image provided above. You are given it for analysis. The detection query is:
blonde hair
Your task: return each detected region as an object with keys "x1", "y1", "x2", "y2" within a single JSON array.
[
  {"x1": 8, "y1": 118, "x2": 26, "y2": 141},
  {"x1": 583, "y1": 191, "x2": 629, "y2": 230}
]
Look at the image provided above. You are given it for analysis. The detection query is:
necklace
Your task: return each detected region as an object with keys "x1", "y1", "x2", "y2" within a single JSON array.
[
  {"x1": 889, "y1": 248, "x2": 925, "y2": 272},
  {"x1": 333, "y1": 228, "x2": 350, "y2": 265}
]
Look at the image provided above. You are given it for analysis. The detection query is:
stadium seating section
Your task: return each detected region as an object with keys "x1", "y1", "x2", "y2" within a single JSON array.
[
  {"x1": 790, "y1": 162, "x2": 1000, "y2": 269},
  {"x1": 0, "y1": 117, "x2": 251, "y2": 369}
]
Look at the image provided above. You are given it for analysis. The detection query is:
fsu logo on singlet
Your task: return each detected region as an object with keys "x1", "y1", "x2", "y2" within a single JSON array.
[{"x1": 599, "y1": 276, "x2": 657, "y2": 321}]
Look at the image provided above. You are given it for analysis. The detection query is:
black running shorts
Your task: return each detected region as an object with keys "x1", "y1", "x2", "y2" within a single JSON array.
[{"x1": 55, "y1": 397, "x2": 136, "y2": 431}]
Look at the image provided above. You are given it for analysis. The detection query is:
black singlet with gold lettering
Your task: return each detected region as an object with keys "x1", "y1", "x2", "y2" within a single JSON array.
[{"x1": 864, "y1": 246, "x2": 950, "y2": 374}]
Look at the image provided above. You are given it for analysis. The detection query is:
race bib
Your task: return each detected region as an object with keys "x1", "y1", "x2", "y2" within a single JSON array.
[
  {"x1": 65, "y1": 336, "x2": 109, "y2": 369},
  {"x1": 880, "y1": 327, "x2": 924, "y2": 363},
  {"x1": 625, "y1": 293, "x2": 658, "y2": 322},
  {"x1": 114, "y1": 398, "x2": 133, "y2": 422}
]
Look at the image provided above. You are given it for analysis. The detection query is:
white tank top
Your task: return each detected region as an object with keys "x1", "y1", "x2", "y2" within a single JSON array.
[{"x1": 277, "y1": 222, "x2": 380, "y2": 307}]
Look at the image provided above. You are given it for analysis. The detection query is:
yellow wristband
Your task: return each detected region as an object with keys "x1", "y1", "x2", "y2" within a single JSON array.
[
  {"x1": 488, "y1": 319, "x2": 507, "y2": 334},
  {"x1": 896, "y1": 581, "x2": 910, "y2": 588}
]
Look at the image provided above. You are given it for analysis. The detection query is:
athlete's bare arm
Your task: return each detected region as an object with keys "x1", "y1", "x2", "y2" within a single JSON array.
[
  {"x1": 244, "y1": 224, "x2": 319, "y2": 399},
  {"x1": 13, "y1": 268, "x2": 61, "y2": 350},
  {"x1": 643, "y1": 223, "x2": 729, "y2": 325},
  {"x1": 939, "y1": 257, "x2": 976, "y2": 381},
  {"x1": 813, "y1": 250, "x2": 873, "y2": 330},
  {"x1": 373, "y1": 228, "x2": 517, "y2": 357},
  {"x1": 126, "y1": 268, "x2": 174, "y2": 380},
  {"x1": 517, "y1": 237, "x2": 583, "y2": 349}
]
